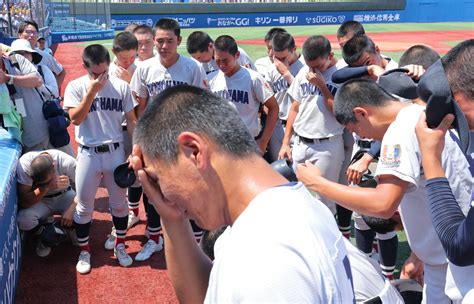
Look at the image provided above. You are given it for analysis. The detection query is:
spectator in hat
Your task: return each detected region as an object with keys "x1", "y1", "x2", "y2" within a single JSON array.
[
  {"x1": 9, "y1": 38, "x2": 74, "y2": 156},
  {"x1": 17, "y1": 20, "x2": 66, "y2": 87}
]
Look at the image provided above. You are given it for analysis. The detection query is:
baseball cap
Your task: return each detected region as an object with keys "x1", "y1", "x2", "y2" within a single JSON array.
[
  {"x1": 331, "y1": 66, "x2": 419, "y2": 100},
  {"x1": 114, "y1": 162, "x2": 136, "y2": 188},
  {"x1": 270, "y1": 158, "x2": 297, "y2": 182},
  {"x1": 8, "y1": 38, "x2": 42, "y2": 64},
  {"x1": 377, "y1": 68, "x2": 419, "y2": 100},
  {"x1": 418, "y1": 59, "x2": 470, "y2": 154}
]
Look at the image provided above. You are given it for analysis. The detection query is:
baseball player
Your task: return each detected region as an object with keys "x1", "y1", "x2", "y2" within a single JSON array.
[
  {"x1": 107, "y1": 31, "x2": 142, "y2": 238},
  {"x1": 132, "y1": 25, "x2": 156, "y2": 63},
  {"x1": 341, "y1": 34, "x2": 400, "y2": 279},
  {"x1": 297, "y1": 78, "x2": 472, "y2": 303},
  {"x1": 265, "y1": 31, "x2": 304, "y2": 161},
  {"x1": 129, "y1": 18, "x2": 207, "y2": 261},
  {"x1": 186, "y1": 31, "x2": 256, "y2": 76},
  {"x1": 208, "y1": 35, "x2": 279, "y2": 155},
  {"x1": 254, "y1": 27, "x2": 287, "y2": 79},
  {"x1": 17, "y1": 150, "x2": 77, "y2": 257},
  {"x1": 64, "y1": 44, "x2": 138, "y2": 274},
  {"x1": 278, "y1": 35, "x2": 345, "y2": 215}
]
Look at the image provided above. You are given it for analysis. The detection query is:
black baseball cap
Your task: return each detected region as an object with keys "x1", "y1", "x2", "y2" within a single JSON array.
[
  {"x1": 114, "y1": 162, "x2": 136, "y2": 188},
  {"x1": 377, "y1": 68, "x2": 419, "y2": 100},
  {"x1": 418, "y1": 59, "x2": 470, "y2": 153}
]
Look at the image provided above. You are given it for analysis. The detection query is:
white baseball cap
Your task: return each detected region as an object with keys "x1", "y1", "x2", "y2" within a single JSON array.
[{"x1": 8, "y1": 38, "x2": 42, "y2": 65}]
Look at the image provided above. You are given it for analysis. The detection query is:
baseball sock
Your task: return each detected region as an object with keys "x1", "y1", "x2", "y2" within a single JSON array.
[
  {"x1": 355, "y1": 228, "x2": 375, "y2": 255},
  {"x1": 113, "y1": 215, "x2": 128, "y2": 247},
  {"x1": 373, "y1": 238, "x2": 379, "y2": 253},
  {"x1": 336, "y1": 205, "x2": 353, "y2": 239},
  {"x1": 75, "y1": 221, "x2": 91, "y2": 252},
  {"x1": 190, "y1": 220, "x2": 203, "y2": 242},
  {"x1": 378, "y1": 235, "x2": 398, "y2": 280},
  {"x1": 128, "y1": 186, "x2": 142, "y2": 217},
  {"x1": 147, "y1": 226, "x2": 161, "y2": 243}
]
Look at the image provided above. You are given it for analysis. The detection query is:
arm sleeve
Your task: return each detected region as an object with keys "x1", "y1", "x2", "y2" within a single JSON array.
[
  {"x1": 331, "y1": 66, "x2": 369, "y2": 84},
  {"x1": 367, "y1": 141, "x2": 381, "y2": 158},
  {"x1": 426, "y1": 177, "x2": 474, "y2": 266}
]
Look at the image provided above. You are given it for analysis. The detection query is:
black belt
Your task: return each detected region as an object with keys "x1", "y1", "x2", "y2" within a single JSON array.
[
  {"x1": 298, "y1": 134, "x2": 330, "y2": 144},
  {"x1": 357, "y1": 139, "x2": 372, "y2": 149},
  {"x1": 122, "y1": 125, "x2": 127, "y2": 131},
  {"x1": 281, "y1": 119, "x2": 287, "y2": 127},
  {"x1": 81, "y1": 142, "x2": 120, "y2": 153},
  {"x1": 44, "y1": 186, "x2": 72, "y2": 199}
]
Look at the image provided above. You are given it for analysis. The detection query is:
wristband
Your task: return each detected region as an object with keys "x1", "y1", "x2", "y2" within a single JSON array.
[{"x1": 7, "y1": 75, "x2": 14, "y2": 85}]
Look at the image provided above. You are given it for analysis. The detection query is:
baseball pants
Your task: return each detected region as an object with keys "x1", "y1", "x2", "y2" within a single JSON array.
[
  {"x1": 74, "y1": 143, "x2": 128, "y2": 224},
  {"x1": 17, "y1": 189, "x2": 75, "y2": 231},
  {"x1": 291, "y1": 134, "x2": 344, "y2": 215}
]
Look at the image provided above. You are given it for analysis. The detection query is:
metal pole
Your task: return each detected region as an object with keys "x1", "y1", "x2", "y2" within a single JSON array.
[
  {"x1": 6, "y1": 0, "x2": 13, "y2": 36},
  {"x1": 28, "y1": 0, "x2": 33, "y2": 20}
]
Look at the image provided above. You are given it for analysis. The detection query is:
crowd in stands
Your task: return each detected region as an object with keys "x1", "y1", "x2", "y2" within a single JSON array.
[{"x1": 1, "y1": 17, "x2": 473, "y2": 303}]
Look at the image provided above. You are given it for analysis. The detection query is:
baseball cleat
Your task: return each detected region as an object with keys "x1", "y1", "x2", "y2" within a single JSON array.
[
  {"x1": 114, "y1": 243, "x2": 133, "y2": 267},
  {"x1": 135, "y1": 238, "x2": 163, "y2": 261},
  {"x1": 76, "y1": 250, "x2": 91, "y2": 274}
]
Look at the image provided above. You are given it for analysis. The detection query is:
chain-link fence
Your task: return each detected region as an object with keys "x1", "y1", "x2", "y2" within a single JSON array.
[{"x1": 1, "y1": 0, "x2": 47, "y2": 37}]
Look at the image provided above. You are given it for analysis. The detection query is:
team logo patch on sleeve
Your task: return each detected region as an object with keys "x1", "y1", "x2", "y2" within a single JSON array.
[{"x1": 381, "y1": 144, "x2": 401, "y2": 167}]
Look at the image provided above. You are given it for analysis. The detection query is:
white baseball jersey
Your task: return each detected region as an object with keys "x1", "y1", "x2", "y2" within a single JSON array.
[
  {"x1": 36, "y1": 48, "x2": 63, "y2": 75},
  {"x1": 343, "y1": 238, "x2": 403, "y2": 303},
  {"x1": 17, "y1": 149, "x2": 76, "y2": 193},
  {"x1": 196, "y1": 47, "x2": 256, "y2": 76},
  {"x1": 287, "y1": 61, "x2": 346, "y2": 139},
  {"x1": 375, "y1": 104, "x2": 472, "y2": 301},
  {"x1": 129, "y1": 55, "x2": 206, "y2": 102},
  {"x1": 208, "y1": 67, "x2": 273, "y2": 137},
  {"x1": 108, "y1": 60, "x2": 136, "y2": 79},
  {"x1": 383, "y1": 56, "x2": 398, "y2": 71},
  {"x1": 266, "y1": 56, "x2": 304, "y2": 120},
  {"x1": 205, "y1": 182, "x2": 354, "y2": 303},
  {"x1": 64, "y1": 75, "x2": 136, "y2": 146},
  {"x1": 255, "y1": 56, "x2": 272, "y2": 78}
]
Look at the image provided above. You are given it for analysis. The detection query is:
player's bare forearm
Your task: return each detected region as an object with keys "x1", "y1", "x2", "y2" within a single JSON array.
[
  {"x1": 161, "y1": 218, "x2": 213, "y2": 303},
  {"x1": 260, "y1": 98, "x2": 279, "y2": 146},
  {"x1": 282, "y1": 72, "x2": 295, "y2": 85},
  {"x1": 125, "y1": 110, "x2": 137, "y2": 141},
  {"x1": 134, "y1": 95, "x2": 148, "y2": 118},
  {"x1": 68, "y1": 90, "x2": 96, "y2": 125},
  {"x1": 319, "y1": 85, "x2": 334, "y2": 113},
  {"x1": 303, "y1": 174, "x2": 407, "y2": 218},
  {"x1": 282, "y1": 101, "x2": 299, "y2": 146},
  {"x1": 56, "y1": 69, "x2": 66, "y2": 88},
  {"x1": 17, "y1": 183, "x2": 48, "y2": 209}
]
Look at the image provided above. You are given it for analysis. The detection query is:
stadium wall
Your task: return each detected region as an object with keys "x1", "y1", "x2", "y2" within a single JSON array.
[
  {"x1": 0, "y1": 130, "x2": 23, "y2": 304},
  {"x1": 108, "y1": 0, "x2": 474, "y2": 30}
]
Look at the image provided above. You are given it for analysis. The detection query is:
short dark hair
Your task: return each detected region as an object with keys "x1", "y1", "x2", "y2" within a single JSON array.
[
  {"x1": 82, "y1": 44, "x2": 110, "y2": 68},
  {"x1": 442, "y1": 39, "x2": 474, "y2": 100},
  {"x1": 134, "y1": 85, "x2": 259, "y2": 162},
  {"x1": 264, "y1": 27, "x2": 287, "y2": 42},
  {"x1": 154, "y1": 18, "x2": 180, "y2": 37},
  {"x1": 399, "y1": 45, "x2": 440, "y2": 70},
  {"x1": 271, "y1": 31, "x2": 295, "y2": 52},
  {"x1": 133, "y1": 25, "x2": 153, "y2": 36},
  {"x1": 200, "y1": 226, "x2": 227, "y2": 260},
  {"x1": 37, "y1": 37, "x2": 45, "y2": 42},
  {"x1": 302, "y1": 35, "x2": 331, "y2": 61},
  {"x1": 337, "y1": 20, "x2": 365, "y2": 39},
  {"x1": 214, "y1": 35, "x2": 238, "y2": 56},
  {"x1": 333, "y1": 78, "x2": 397, "y2": 125},
  {"x1": 342, "y1": 34, "x2": 377, "y2": 65},
  {"x1": 362, "y1": 214, "x2": 400, "y2": 234},
  {"x1": 30, "y1": 153, "x2": 54, "y2": 185},
  {"x1": 113, "y1": 32, "x2": 138, "y2": 53},
  {"x1": 186, "y1": 31, "x2": 213, "y2": 54},
  {"x1": 18, "y1": 20, "x2": 39, "y2": 34},
  {"x1": 124, "y1": 23, "x2": 139, "y2": 33}
]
